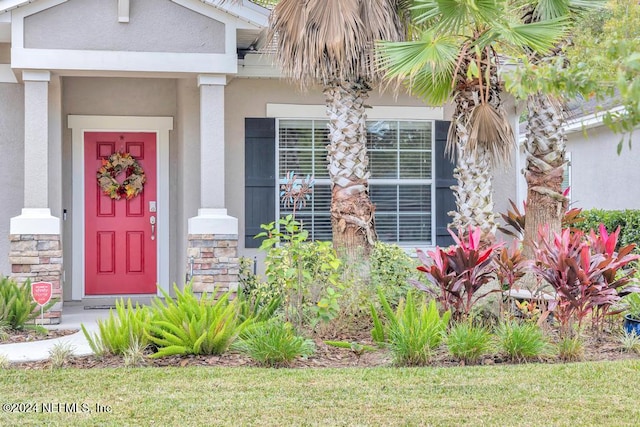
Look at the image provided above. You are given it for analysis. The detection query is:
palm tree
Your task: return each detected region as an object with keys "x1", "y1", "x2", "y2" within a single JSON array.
[
  {"x1": 519, "y1": 0, "x2": 605, "y2": 258},
  {"x1": 267, "y1": 0, "x2": 411, "y2": 260},
  {"x1": 377, "y1": 0, "x2": 567, "y2": 241}
]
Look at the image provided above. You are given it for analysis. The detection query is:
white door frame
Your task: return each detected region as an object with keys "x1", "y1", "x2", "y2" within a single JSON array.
[{"x1": 68, "y1": 115, "x2": 173, "y2": 300}]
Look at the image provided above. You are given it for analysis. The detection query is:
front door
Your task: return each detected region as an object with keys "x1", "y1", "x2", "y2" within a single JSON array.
[{"x1": 84, "y1": 132, "x2": 157, "y2": 295}]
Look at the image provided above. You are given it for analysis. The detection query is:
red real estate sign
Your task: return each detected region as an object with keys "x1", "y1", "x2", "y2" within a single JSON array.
[{"x1": 31, "y1": 281, "x2": 53, "y2": 306}]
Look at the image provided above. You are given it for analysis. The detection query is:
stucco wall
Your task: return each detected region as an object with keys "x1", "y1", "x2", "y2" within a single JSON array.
[
  {"x1": 224, "y1": 78, "x2": 519, "y2": 264},
  {"x1": 0, "y1": 83, "x2": 25, "y2": 276},
  {"x1": 567, "y1": 126, "x2": 640, "y2": 209},
  {"x1": 61, "y1": 77, "x2": 182, "y2": 299},
  {"x1": 176, "y1": 78, "x2": 201, "y2": 286},
  {"x1": 24, "y1": 0, "x2": 225, "y2": 53},
  {"x1": 0, "y1": 43, "x2": 10, "y2": 63}
]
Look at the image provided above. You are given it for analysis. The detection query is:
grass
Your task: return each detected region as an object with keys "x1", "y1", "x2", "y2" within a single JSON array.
[{"x1": 1, "y1": 361, "x2": 639, "y2": 426}]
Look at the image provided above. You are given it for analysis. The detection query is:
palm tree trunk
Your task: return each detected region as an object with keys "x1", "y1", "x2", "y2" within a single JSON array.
[
  {"x1": 450, "y1": 85, "x2": 498, "y2": 239},
  {"x1": 522, "y1": 92, "x2": 567, "y2": 258},
  {"x1": 324, "y1": 79, "x2": 377, "y2": 261},
  {"x1": 451, "y1": 140, "x2": 496, "y2": 238}
]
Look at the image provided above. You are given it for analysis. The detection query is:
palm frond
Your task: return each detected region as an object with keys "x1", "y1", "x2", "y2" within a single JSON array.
[
  {"x1": 305, "y1": 0, "x2": 366, "y2": 81},
  {"x1": 269, "y1": 0, "x2": 412, "y2": 85},
  {"x1": 533, "y1": 0, "x2": 606, "y2": 21},
  {"x1": 269, "y1": 0, "x2": 366, "y2": 84},
  {"x1": 409, "y1": 0, "x2": 445, "y2": 25},
  {"x1": 406, "y1": 66, "x2": 456, "y2": 106},
  {"x1": 467, "y1": 104, "x2": 515, "y2": 165},
  {"x1": 377, "y1": 31, "x2": 458, "y2": 104},
  {"x1": 414, "y1": 0, "x2": 508, "y2": 33},
  {"x1": 493, "y1": 17, "x2": 569, "y2": 54},
  {"x1": 360, "y1": 0, "x2": 408, "y2": 43},
  {"x1": 532, "y1": 0, "x2": 571, "y2": 20}
]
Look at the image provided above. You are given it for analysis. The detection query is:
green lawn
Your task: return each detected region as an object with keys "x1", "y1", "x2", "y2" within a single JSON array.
[{"x1": 2, "y1": 361, "x2": 639, "y2": 426}]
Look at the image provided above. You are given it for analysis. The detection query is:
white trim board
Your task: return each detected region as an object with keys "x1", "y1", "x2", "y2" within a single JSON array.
[
  {"x1": 266, "y1": 103, "x2": 444, "y2": 120},
  {"x1": 11, "y1": 49, "x2": 238, "y2": 75},
  {"x1": 68, "y1": 115, "x2": 173, "y2": 301}
]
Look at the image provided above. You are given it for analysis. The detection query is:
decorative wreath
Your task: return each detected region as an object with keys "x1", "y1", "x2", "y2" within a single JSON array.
[{"x1": 97, "y1": 152, "x2": 146, "y2": 200}]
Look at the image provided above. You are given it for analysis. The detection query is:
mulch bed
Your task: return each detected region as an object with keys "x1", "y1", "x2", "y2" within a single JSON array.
[
  {"x1": 6, "y1": 328, "x2": 640, "y2": 370},
  {"x1": 0, "y1": 328, "x2": 78, "y2": 345}
]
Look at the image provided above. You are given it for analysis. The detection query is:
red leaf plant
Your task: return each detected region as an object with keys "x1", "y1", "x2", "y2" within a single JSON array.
[
  {"x1": 411, "y1": 227, "x2": 507, "y2": 320},
  {"x1": 532, "y1": 226, "x2": 640, "y2": 336},
  {"x1": 494, "y1": 239, "x2": 528, "y2": 291}
]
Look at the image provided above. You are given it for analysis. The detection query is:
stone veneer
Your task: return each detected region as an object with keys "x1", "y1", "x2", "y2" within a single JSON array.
[
  {"x1": 187, "y1": 234, "x2": 239, "y2": 294},
  {"x1": 9, "y1": 234, "x2": 63, "y2": 324}
]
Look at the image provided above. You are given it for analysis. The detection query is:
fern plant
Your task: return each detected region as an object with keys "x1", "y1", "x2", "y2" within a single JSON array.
[
  {"x1": 146, "y1": 284, "x2": 251, "y2": 358},
  {"x1": 0, "y1": 277, "x2": 56, "y2": 330},
  {"x1": 372, "y1": 289, "x2": 450, "y2": 366},
  {"x1": 81, "y1": 298, "x2": 151, "y2": 357}
]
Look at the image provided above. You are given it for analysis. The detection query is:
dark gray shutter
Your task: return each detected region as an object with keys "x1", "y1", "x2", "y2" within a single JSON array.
[
  {"x1": 245, "y1": 118, "x2": 276, "y2": 248},
  {"x1": 435, "y1": 121, "x2": 455, "y2": 247}
]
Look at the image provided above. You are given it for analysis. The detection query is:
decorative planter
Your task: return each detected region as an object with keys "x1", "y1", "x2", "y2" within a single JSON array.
[{"x1": 623, "y1": 314, "x2": 640, "y2": 336}]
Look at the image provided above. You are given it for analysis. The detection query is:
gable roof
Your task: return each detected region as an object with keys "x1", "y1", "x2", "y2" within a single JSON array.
[
  {"x1": 0, "y1": 0, "x2": 269, "y2": 50},
  {"x1": 0, "y1": 0, "x2": 270, "y2": 27},
  {"x1": 0, "y1": 0, "x2": 43, "y2": 13}
]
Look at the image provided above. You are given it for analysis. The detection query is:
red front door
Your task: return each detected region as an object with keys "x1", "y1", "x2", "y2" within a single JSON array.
[{"x1": 84, "y1": 132, "x2": 157, "y2": 295}]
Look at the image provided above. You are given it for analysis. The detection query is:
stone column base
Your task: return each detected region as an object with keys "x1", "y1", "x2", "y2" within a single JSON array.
[
  {"x1": 9, "y1": 234, "x2": 63, "y2": 325},
  {"x1": 187, "y1": 234, "x2": 239, "y2": 294},
  {"x1": 187, "y1": 209, "x2": 239, "y2": 295},
  {"x1": 9, "y1": 208, "x2": 62, "y2": 324}
]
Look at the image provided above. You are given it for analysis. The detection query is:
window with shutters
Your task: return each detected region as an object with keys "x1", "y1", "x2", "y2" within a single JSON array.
[{"x1": 277, "y1": 119, "x2": 435, "y2": 246}]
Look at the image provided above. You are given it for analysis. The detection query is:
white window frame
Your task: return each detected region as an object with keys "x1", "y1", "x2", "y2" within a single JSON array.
[
  {"x1": 275, "y1": 118, "x2": 436, "y2": 246},
  {"x1": 563, "y1": 151, "x2": 572, "y2": 202}
]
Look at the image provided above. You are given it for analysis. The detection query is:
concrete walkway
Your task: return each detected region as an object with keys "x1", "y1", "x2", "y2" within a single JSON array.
[{"x1": 0, "y1": 305, "x2": 111, "y2": 363}]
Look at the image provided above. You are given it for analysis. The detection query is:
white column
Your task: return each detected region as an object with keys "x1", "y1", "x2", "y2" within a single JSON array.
[
  {"x1": 118, "y1": 0, "x2": 130, "y2": 23},
  {"x1": 24, "y1": 70, "x2": 50, "y2": 209},
  {"x1": 188, "y1": 74, "x2": 237, "y2": 235},
  {"x1": 198, "y1": 74, "x2": 226, "y2": 208},
  {"x1": 10, "y1": 70, "x2": 60, "y2": 235}
]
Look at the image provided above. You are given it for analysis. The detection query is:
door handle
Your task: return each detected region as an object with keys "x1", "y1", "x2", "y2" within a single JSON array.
[{"x1": 150, "y1": 216, "x2": 156, "y2": 241}]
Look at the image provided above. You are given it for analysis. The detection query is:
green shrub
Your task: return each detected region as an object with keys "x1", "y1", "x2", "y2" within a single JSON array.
[
  {"x1": 576, "y1": 209, "x2": 640, "y2": 251},
  {"x1": 556, "y1": 336, "x2": 584, "y2": 362},
  {"x1": 81, "y1": 298, "x2": 151, "y2": 357},
  {"x1": 620, "y1": 330, "x2": 640, "y2": 354},
  {"x1": 257, "y1": 216, "x2": 342, "y2": 330},
  {"x1": 373, "y1": 290, "x2": 450, "y2": 366},
  {"x1": 48, "y1": 342, "x2": 75, "y2": 369},
  {"x1": 0, "y1": 277, "x2": 56, "y2": 330},
  {"x1": 146, "y1": 284, "x2": 250, "y2": 358},
  {"x1": 238, "y1": 257, "x2": 262, "y2": 297},
  {"x1": 496, "y1": 321, "x2": 549, "y2": 362},
  {"x1": 122, "y1": 338, "x2": 148, "y2": 368},
  {"x1": 236, "y1": 258, "x2": 282, "y2": 323},
  {"x1": 369, "y1": 242, "x2": 417, "y2": 306},
  {"x1": 236, "y1": 290, "x2": 282, "y2": 324},
  {"x1": 446, "y1": 322, "x2": 493, "y2": 364},
  {"x1": 232, "y1": 321, "x2": 315, "y2": 367}
]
